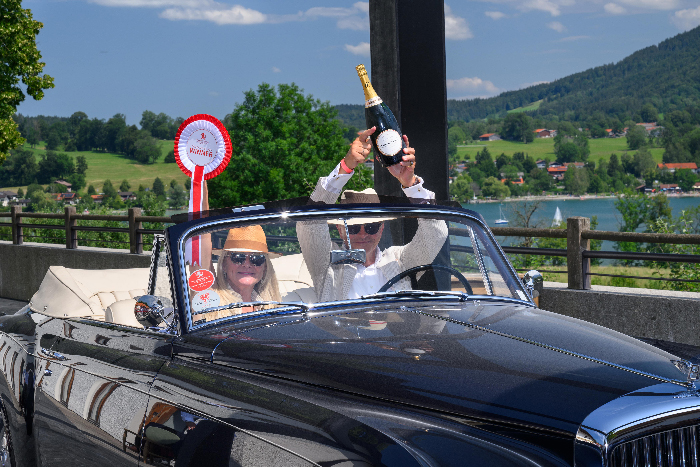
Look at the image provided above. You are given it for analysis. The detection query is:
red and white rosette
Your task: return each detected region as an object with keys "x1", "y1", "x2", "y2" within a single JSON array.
[{"x1": 174, "y1": 114, "x2": 232, "y2": 267}]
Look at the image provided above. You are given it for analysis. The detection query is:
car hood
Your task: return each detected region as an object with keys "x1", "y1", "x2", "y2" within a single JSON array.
[{"x1": 178, "y1": 299, "x2": 687, "y2": 436}]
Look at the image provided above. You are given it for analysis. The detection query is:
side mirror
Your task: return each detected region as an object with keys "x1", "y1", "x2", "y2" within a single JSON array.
[
  {"x1": 134, "y1": 295, "x2": 165, "y2": 328},
  {"x1": 523, "y1": 270, "x2": 543, "y2": 305}
]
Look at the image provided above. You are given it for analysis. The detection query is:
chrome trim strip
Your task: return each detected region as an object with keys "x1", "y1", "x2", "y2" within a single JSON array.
[{"x1": 412, "y1": 309, "x2": 689, "y2": 389}]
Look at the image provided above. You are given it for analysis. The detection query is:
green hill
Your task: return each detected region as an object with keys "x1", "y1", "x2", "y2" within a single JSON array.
[{"x1": 335, "y1": 25, "x2": 700, "y2": 125}]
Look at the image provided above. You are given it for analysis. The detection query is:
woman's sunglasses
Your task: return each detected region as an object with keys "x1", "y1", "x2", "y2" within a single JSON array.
[
  {"x1": 347, "y1": 222, "x2": 382, "y2": 235},
  {"x1": 228, "y1": 252, "x2": 266, "y2": 266}
]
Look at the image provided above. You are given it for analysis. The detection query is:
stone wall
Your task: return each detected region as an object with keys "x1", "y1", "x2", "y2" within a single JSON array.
[
  {"x1": 540, "y1": 281, "x2": 700, "y2": 347},
  {"x1": 0, "y1": 241, "x2": 150, "y2": 301}
]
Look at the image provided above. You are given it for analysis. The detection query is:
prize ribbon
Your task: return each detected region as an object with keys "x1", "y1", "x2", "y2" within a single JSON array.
[{"x1": 174, "y1": 114, "x2": 232, "y2": 267}]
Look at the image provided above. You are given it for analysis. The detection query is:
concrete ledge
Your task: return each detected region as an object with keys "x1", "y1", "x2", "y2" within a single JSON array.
[
  {"x1": 540, "y1": 281, "x2": 700, "y2": 347},
  {"x1": 0, "y1": 241, "x2": 150, "y2": 301}
]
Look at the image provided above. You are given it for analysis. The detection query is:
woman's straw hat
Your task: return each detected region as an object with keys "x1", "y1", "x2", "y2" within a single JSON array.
[
  {"x1": 327, "y1": 188, "x2": 396, "y2": 226},
  {"x1": 219, "y1": 225, "x2": 281, "y2": 258}
]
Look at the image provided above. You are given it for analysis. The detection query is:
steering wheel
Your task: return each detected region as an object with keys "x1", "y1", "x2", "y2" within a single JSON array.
[{"x1": 378, "y1": 264, "x2": 473, "y2": 295}]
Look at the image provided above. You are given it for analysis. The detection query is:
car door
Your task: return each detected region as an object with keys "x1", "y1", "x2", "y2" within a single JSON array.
[{"x1": 32, "y1": 317, "x2": 172, "y2": 467}]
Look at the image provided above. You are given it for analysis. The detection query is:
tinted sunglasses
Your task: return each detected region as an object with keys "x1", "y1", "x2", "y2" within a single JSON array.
[
  {"x1": 228, "y1": 252, "x2": 266, "y2": 266},
  {"x1": 347, "y1": 222, "x2": 382, "y2": 235}
]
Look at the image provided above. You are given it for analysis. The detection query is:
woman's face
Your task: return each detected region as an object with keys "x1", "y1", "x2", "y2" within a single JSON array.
[{"x1": 223, "y1": 252, "x2": 266, "y2": 291}]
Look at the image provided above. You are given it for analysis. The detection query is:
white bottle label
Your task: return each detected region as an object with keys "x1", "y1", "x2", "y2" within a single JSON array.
[{"x1": 376, "y1": 129, "x2": 402, "y2": 156}]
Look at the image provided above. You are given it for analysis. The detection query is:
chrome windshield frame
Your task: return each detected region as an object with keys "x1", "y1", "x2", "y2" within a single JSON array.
[{"x1": 172, "y1": 204, "x2": 530, "y2": 333}]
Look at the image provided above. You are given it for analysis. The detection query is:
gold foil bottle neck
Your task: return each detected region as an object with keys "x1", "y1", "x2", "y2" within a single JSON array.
[{"x1": 356, "y1": 64, "x2": 380, "y2": 104}]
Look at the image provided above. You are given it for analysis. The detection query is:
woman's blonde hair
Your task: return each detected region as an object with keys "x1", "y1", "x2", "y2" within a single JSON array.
[{"x1": 206, "y1": 253, "x2": 281, "y2": 321}]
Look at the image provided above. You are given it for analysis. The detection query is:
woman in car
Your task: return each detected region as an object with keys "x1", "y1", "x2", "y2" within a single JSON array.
[{"x1": 192, "y1": 183, "x2": 281, "y2": 320}]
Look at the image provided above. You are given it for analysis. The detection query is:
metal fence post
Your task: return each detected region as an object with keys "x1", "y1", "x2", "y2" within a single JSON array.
[
  {"x1": 10, "y1": 205, "x2": 22, "y2": 245},
  {"x1": 567, "y1": 216, "x2": 591, "y2": 290},
  {"x1": 64, "y1": 206, "x2": 77, "y2": 249},
  {"x1": 128, "y1": 207, "x2": 143, "y2": 254}
]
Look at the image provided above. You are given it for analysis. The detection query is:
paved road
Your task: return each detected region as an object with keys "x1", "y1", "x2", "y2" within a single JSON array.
[{"x1": 1, "y1": 297, "x2": 700, "y2": 364}]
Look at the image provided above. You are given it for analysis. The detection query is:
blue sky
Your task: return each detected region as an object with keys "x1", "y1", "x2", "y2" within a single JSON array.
[{"x1": 17, "y1": 0, "x2": 700, "y2": 126}]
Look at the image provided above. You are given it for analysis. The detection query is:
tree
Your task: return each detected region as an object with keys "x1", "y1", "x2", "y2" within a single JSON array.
[
  {"x1": 208, "y1": 83, "x2": 355, "y2": 207},
  {"x1": 87, "y1": 184, "x2": 96, "y2": 195},
  {"x1": 119, "y1": 180, "x2": 131, "y2": 192},
  {"x1": 164, "y1": 149, "x2": 176, "y2": 163},
  {"x1": 556, "y1": 142, "x2": 580, "y2": 163},
  {"x1": 102, "y1": 179, "x2": 118, "y2": 200},
  {"x1": 0, "y1": 0, "x2": 54, "y2": 164},
  {"x1": 169, "y1": 179, "x2": 177, "y2": 189},
  {"x1": 37, "y1": 151, "x2": 74, "y2": 184},
  {"x1": 473, "y1": 147, "x2": 498, "y2": 178},
  {"x1": 501, "y1": 113, "x2": 534, "y2": 143},
  {"x1": 184, "y1": 178, "x2": 191, "y2": 190},
  {"x1": 449, "y1": 173, "x2": 474, "y2": 201},
  {"x1": 626, "y1": 125, "x2": 648, "y2": 150},
  {"x1": 640, "y1": 104, "x2": 658, "y2": 123},
  {"x1": 133, "y1": 132, "x2": 161, "y2": 164},
  {"x1": 75, "y1": 155, "x2": 88, "y2": 175},
  {"x1": 447, "y1": 126, "x2": 467, "y2": 160},
  {"x1": 563, "y1": 166, "x2": 589, "y2": 195},
  {"x1": 0, "y1": 148, "x2": 38, "y2": 186},
  {"x1": 632, "y1": 147, "x2": 656, "y2": 177},
  {"x1": 167, "y1": 184, "x2": 188, "y2": 208},
  {"x1": 676, "y1": 169, "x2": 697, "y2": 192},
  {"x1": 152, "y1": 177, "x2": 165, "y2": 197},
  {"x1": 26, "y1": 182, "x2": 43, "y2": 197},
  {"x1": 17, "y1": 187, "x2": 24, "y2": 198},
  {"x1": 480, "y1": 177, "x2": 510, "y2": 199}
]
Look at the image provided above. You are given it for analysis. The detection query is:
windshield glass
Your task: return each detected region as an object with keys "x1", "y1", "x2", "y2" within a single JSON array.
[{"x1": 180, "y1": 210, "x2": 528, "y2": 329}]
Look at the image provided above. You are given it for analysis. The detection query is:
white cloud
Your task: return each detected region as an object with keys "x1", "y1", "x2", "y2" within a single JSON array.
[
  {"x1": 520, "y1": 0, "x2": 575, "y2": 17},
  {"x1": 547, "y1": 21, "x2": 566, "y2": 32},
  {"x1": 272, "y1": 67, "x2": 281, "y2": 73},
  {"x1": 160, "y1": 4, "x2": 267, "y2": 24},
  {"x1": 617, "y1": 0, "x2": 678, "y2": 10},
  {"x1": 671, "y1": 5, "x2": 700, "y2": 30},
  {"x1": 558, "y1": 35, "x2": 591, "y2": 41},
  {"x1": 209, "y1": 91, "x2": 219, "y2": 97},
  {"x1": 344, "y1": 42, "x2": 371, "y2": 56},
  {"x1": 305, "y1": 2, "x2": 369, "y2": 29},
  {"x1": 89, "y1": 0, "x2": 201, "y2": 6},
  {"x1": 445, "y1": 4, "x2": 473, "y2": 39},
  {"x1": 604, "y1": 3, "x2": 627, "y2": 14},
  {"x1": 446, "y1": 77, "x2": 499, "y2": 94},
  {"x1": 485, "y1": 11, "x2": 506, "y2": 19}
]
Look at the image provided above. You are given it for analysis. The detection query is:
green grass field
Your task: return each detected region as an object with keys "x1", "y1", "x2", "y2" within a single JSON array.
[
  {"x1": 457, "y1": 137, "x2": 664, "y2": 166},
  {"x1": 507, "y1": 100, "x2": 543, "y2": 114},
  {"x1": 3, "y1": 140, "x2": 189, "y2": 192}
]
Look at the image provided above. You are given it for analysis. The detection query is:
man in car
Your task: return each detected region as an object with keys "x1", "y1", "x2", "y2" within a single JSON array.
[{"x1": 297, "y1": 127, "x2": 448, "y2": 302}]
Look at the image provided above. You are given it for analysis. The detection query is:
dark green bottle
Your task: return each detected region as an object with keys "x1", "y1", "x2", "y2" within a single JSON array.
[{"x1": 356, "y1": 64, "x2": 405, "y2": 167}]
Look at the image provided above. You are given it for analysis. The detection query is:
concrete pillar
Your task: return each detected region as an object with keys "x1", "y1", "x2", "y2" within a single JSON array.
[{"x1": 567, "y1": 217, "x2": 591, "y2": 290}]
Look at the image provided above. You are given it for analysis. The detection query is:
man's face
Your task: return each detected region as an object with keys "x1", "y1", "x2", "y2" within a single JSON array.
[{"x1": 337, "y1": 222, "x2": 384, "y2": 253}]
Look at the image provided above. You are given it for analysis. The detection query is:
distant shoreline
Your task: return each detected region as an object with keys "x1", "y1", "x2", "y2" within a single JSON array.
[{"x1": 462, "y1": 192, "x2": 700, "y2": 204}]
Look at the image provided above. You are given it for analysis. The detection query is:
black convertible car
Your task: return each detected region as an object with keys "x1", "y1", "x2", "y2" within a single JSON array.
[{"x1": 0, "y1": 198, "x2": 698, "y2": 466}]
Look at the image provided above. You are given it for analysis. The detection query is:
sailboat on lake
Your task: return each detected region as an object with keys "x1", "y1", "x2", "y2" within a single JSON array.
[
  {"x1": 552, "y1": 206, "x2": 563, "y2": 227},
  {"x1": 495, "y1": 204, "x2": 508, "y2": 224}
]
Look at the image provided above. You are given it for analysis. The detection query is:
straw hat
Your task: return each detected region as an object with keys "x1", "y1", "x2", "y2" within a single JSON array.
[
  {"x1": 218, "y1": 225, "x2": 281, "y2": 258},
  {"x1": 327, "y1": 188, "x2": 396, "y2": 226}
]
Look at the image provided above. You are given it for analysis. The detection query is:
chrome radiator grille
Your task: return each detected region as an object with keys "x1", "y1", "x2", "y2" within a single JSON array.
[{"x1": 610, "y1": 426, "x2": 700, "y2": 467}]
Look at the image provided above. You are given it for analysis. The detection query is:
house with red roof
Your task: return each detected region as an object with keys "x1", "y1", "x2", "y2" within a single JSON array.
[
  {"x1": 479, "y1": 133, "x2": 501, "y2": 141},
  {"x1": 657, "y1": 162, "x2": 698, "y2": 174}
]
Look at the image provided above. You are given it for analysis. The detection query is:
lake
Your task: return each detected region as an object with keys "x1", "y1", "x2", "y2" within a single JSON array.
[{"x1": 463, "y1": 195, "x2": 700, "y2": 251}]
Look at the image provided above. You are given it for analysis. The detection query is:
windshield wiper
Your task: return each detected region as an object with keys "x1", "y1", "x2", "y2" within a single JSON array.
[
  {"x1": 361, "y1": 290, "x2": 469, "y2": 302},
  {"x1": 193, "y1": 301, "x2": 310, "y2": 316}
]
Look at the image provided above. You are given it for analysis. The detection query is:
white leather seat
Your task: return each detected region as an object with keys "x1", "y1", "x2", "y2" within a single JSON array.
[{"x1": 271, "y1": 254, "x2": 318, "y2": 303}]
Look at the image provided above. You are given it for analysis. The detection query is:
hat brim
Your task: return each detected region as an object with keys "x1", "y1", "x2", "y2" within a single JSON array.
[
  {"x1": 327, "y1": 217, "x2": 396, "y2": 226},
  {"x1": 213, "y1": 248, "x2": 282, "y2": 259}
]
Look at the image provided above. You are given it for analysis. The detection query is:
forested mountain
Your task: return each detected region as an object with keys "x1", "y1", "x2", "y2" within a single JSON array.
[{"x1": 335, "y1": 25, "x2": 700, "y2": 125}]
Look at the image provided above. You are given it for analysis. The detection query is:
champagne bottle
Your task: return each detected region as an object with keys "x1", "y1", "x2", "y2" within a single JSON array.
[{"x1": 356, "y1": 64, "x2": 405, "y2": 167}]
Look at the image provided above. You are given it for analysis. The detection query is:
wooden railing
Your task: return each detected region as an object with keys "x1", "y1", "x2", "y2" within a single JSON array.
[
  {"x1": 492, "y1": 217, "x2": 700, "y2": 289},
  {"x1": 0, "y1": 206, "x2": 173, "y2": 254},
  {"x1": 2, "y1": 210, "x2": 700, "y2": 289}
]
